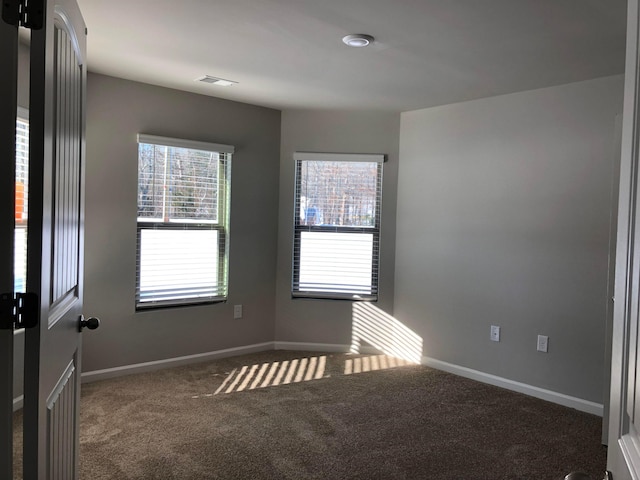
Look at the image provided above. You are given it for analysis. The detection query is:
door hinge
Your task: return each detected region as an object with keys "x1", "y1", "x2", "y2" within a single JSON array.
[
  {"x1": 0, "y1": 292, "x2": 38, "y2": 330},
  {"x1": 2, "y1": 0, "x2": 44, "y2": 30}
]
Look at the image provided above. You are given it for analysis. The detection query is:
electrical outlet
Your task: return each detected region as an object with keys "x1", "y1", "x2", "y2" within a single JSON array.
[
  {"x1": 233, "y1": 304, "x2": 243, "y2": 319},
  {"x1": 537, "y1": 335, "x2": 549, "y2": 353},
  {"x1": 490, "y1": 325, "x2": 500, "y2": 342}
]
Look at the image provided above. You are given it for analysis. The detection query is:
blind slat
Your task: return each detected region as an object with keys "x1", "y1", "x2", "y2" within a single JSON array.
[
  {"x1": 294, "y1": 152, "x2": 384, "y2": 163},
  {"x1": 138, "y1": 134, "x2": 234, "y2": 154}
]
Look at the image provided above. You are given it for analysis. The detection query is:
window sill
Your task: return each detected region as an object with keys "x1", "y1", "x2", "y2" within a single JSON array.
[
  {"x1": 291, "y1": 292, "x2": 377, "y2": 302},
  {"x1": 136, "y1": 298, "x2": 227, "y2": 312}
]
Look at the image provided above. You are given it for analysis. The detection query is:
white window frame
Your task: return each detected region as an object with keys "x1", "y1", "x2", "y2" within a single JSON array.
[
  {"x1": 292, "y1": 152, "x2": 384, "y2": 301},
  {"x1": 135, "y1": 134, "x2": 233, "y2": 309}
]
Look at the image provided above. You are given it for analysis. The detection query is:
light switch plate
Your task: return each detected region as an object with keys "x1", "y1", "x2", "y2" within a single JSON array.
[
  {"x1": 490, "y1": 325, "x2": 500, "y2": 342},
  {"x1": 537, "y1": 335, "x2": 548, "y2": 353}
]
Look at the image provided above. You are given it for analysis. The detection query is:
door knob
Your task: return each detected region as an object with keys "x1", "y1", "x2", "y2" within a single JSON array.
[{"x1": 79, "y1": 316, "x2": 100, "y2": 331}]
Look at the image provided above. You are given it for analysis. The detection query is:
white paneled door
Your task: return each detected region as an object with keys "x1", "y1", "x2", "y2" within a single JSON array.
[
  {"x1": 23, "y1": 0, "x2": 95, "y2": 477},
  {"x1": 607, "y1": 1, "x2": 640, "y2": 479},
  {"x1": 2, "y1": 0, "x2": 97, "y2": 478}
]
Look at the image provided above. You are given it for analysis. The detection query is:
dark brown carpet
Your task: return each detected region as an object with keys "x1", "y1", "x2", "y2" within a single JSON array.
[{"x1": 13, "y1": 350, "x2": 606, "y2": 479}]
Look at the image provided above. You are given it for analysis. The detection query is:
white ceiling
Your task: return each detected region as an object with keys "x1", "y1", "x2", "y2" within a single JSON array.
[{"x1": 76, "y1": 0, "x2": 627, "y2": 112}]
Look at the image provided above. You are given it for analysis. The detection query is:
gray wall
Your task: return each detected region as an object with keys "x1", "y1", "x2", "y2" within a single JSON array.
[
  {"x1": 275, "y1": 110, "x2": 400, "y2": 345},
  {"x1": 13, "y1": 331, "x2": 23, "y2": 405},
  {"x1": 11, "y1": 51, "x2": 622, "y2": 409},
  {"x1": 17, "y1": 42, "x2": 29, "y2": 109},
  {"x1": 394, "y1": 75, "x2": 624, "y2": 403},
  {"x1": 82, "y1": 73, "x2": 281, "y2": 372}
]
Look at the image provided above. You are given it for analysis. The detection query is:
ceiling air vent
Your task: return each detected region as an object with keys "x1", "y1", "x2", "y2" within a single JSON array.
[{"x1": 195, "y1": 75, "x2": 238, "y2": 87}]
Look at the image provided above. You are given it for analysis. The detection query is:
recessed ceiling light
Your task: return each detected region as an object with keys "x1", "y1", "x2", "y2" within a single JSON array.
[
  {"x1": 342, "y1": 34, "x2": 374, "y2": 47},
  {"x1": 195, "y1": 75, "x2": 238, "y2": 87}
]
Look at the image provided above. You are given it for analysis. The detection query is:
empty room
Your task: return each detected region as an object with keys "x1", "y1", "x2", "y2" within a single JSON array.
[{"x1": 3, "y1": 1, "x2": 638, "y2": 479}]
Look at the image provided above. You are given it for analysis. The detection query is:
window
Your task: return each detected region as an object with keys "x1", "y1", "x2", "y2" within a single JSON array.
[
  {"x1": 15, "y1": 109, "x2": 29, "y2": 294},
  {"x1": 136, "y1": 134, "x2": 233, "y2": 309},
  {"x1": 292, "y1": 152, "x2": 384, "y2": 300}
]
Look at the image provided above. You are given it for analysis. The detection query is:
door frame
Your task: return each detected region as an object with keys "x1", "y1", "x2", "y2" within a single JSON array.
[
  {"x1": 0, "y1": 15, "x2": 18, "y2": 480},
  {"x1": 607, "y1": 0, "x2": 640, "y2": 478}
]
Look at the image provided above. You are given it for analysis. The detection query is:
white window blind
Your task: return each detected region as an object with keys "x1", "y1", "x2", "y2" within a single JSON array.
[
  {"x1": 292, "y1": 152, "x2": 384, "y2": 300},
  {"x1": 15, "y1": 112, "x2": 29, "y2": 294},
  {"x1": 136, "y1": 134, "x2": 233, "y2": 308}
]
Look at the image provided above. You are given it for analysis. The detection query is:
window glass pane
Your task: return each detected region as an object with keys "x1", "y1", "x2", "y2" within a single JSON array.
[
  {"x1": 138, "y1": 143, "x2": 221, "y2": 223},
  {"x1": 14, "y1": 228, "x2": 27, "y2": 293},
  {"x1": 138, "y1": 229, "x2": 221, "y2": 304},
  {"x1": 298, "y1": 161, "x2": 378, "y2": 227},
  {"x1": 298, "y1": 231, "x2": 374, "y2": 295}
]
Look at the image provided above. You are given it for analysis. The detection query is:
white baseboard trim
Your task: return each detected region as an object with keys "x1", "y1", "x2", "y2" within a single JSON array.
[
  {"x1": 274, "y1": 341, "x2": 351, "y2": 353},
  {"x1": 13, "y1": 395, "x2": 23, "y2": 412},
  {"x1": 275, "y1": 341, "x2": 603, "y2": 416},
  {"x1": 80, "y1": 340, "x2": 603, "y2": 416},
  {"x1": 422, "y1": 356, "x2": 604, "y2": 417},
  {"x1": 274, "y1": 341, "x2": 380, "y2": 355},
  {"x1": 84, "y1": 341, "x2": 378, "y2": 384},
  {"x1": 81, "y1": 342, "x2": 275, "y2": 383}
]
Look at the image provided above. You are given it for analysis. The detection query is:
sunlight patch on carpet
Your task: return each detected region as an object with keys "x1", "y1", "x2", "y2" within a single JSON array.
[
  {"x1": 343, "y1": 354, "x2": 412, "y2": 375},
  {"x1": 191, "y1": 355, "x2": 328, "y2": 396},
  {"x1": 190, "y1": 352, "x2": 417, "y2": 398}
]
